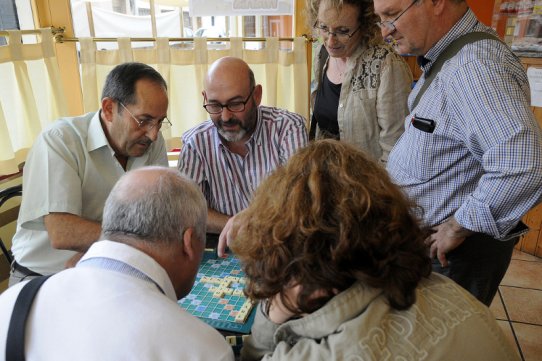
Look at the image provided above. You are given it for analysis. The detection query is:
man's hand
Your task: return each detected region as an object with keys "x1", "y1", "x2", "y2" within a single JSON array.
[
  {"x1": 217, "y1": 210, "x2": 249, "y2": 257},
  {"x1": 217, "y1": 215, "x2": 238, "y2": 257},
  {"x1": 426, "y1": 217, "x2": 474, "y2": 267}
]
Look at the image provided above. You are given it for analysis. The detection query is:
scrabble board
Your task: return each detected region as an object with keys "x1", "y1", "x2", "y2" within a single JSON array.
[{"x1": 178, "y1": 251, "x2": 256, "y2": 334}]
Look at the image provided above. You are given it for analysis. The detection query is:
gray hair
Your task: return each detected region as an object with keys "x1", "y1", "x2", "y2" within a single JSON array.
[
  {"x1": 101, "y1": 62, "x2": 167, "y2": 108},
  {"x1": 102, "y1": 167, "x2": 207, "y2": 245}
]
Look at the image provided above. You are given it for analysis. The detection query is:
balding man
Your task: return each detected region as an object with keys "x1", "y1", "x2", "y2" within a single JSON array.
[
  {"x1": 374, "y1": 0, "x2": 542, "y2": 305},
  {"x1": 0, "y1": 167, "x2": 235, "y2": 361},
  {"x1": 178, "y1": 57, "x2": 308, "y2": 236}
]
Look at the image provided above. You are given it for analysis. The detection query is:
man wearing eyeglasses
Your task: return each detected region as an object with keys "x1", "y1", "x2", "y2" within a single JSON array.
[
  {"x1": 178, "y1": 57, "x2": 308, "y2": 241},
  {"x1": 9, "y1": 62, "x2": 169, "y2": 285},
  {"x1": 374, "y1": 0, "x2": 542, "y2": 305}
]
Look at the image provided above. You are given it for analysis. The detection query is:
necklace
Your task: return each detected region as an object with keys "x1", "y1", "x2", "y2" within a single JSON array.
[{"x1": 334, "y1": 58, "x2": 347, "y2": 78}]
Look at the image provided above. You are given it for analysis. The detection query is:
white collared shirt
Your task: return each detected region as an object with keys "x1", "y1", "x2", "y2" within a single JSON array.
[
  {"x1": 0, "y1": 240, "x2": 235, "y2": 361},
  {"x1": 11, "y1": 111, "x2": 168, "y2": 274}
]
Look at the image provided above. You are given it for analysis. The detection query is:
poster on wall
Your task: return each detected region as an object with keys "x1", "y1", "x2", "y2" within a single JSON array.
[
  {"x1": 527, "y1": 67, "x2": 542, "y2": 107},
  {"x1": 189, "y1": 0, "x2": 294, "y2": 16}
]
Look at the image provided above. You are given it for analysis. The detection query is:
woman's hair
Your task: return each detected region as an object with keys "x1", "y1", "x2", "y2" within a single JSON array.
[
  {"x1": 230, "y1": 140, "x2": 431, "y2": 314},
  {"x1": 306, "y1": 0, "x2": 382, "y2": 47}
]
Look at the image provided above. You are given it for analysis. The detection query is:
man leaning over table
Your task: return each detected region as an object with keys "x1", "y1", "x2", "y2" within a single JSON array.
[
  {"x1": 178, "y1": 56, "x2": 308, "y2": 241},
  {"x1": 9, "y1": 62, "x2": 170, "y2": 285},
  {"x1": 0, "y1": 167, "x2": 235, "y2": 361}
]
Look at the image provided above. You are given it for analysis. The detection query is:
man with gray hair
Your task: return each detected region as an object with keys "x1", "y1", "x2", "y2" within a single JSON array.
[
  {"x1": 0, "y1": 167, "x2": 235, "y2": 360},
  {"x1": 373, "y1": 0, "x2": 542, "y2": 305},
  {"x1": 10, "y1": 62, "x2": 170, "y2": 285}
]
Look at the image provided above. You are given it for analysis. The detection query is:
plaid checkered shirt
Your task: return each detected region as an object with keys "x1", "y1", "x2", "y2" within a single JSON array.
[{"x1": 387, "y1": 9, "x2": 542, "y2": 239}]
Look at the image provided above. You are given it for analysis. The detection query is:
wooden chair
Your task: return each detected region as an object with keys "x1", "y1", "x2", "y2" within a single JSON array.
[{"x1": 0, "y1": 184, "x2": 22, "y2": 267}]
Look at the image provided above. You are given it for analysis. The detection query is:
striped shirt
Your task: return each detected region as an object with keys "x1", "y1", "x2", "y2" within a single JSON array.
[
  {"x1": 387, "y1": 9, "x2": 542, "y2": 239},
  {"x1": 178, "y1": 105, "x2": 308, "y2": 216}
]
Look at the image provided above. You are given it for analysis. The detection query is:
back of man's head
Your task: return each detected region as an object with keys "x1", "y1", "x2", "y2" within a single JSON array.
[
  {"x1": 101, "y1": 166, "x2": 206, "y2": 246},
  {"x1": 101, "y1": 62, "x2": 168, "y2": 106}
]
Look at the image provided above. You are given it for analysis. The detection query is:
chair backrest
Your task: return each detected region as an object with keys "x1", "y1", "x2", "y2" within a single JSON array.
[{"x1": 0, "y1": 184, "x2": 22, "y2": 273}]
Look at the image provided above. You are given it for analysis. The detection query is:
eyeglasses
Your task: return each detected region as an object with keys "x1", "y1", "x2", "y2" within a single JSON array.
[
  {"x1": 375, "y1": 0, "x2": 419, "y2": 34},
  {"x1": 313, "y1": 21, "x2": 361, "y2": 41},
  {"x1": 203, "y1": 87, "x2": 255, "y2": 114},
  {"x1": 119, "y1": 102, "x2": 171, "y2": 131}
]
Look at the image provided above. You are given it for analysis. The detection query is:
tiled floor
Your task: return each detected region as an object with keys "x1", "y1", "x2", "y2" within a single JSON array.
[{"x1": 490, "y1": 249, "x2": 542, "y2": 361}]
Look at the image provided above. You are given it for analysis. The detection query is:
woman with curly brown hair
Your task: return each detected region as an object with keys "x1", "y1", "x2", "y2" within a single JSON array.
[
  {"x1": 308, "y1": 0, "x2": 412, "y2": 163},
  {"x1": 230, "y1": 140, "x2": 518, "y2": 361}
]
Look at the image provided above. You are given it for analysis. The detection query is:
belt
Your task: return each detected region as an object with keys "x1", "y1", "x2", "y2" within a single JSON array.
[{"x1": 11, "y1": 260, "x2": 43, "y2": 277}]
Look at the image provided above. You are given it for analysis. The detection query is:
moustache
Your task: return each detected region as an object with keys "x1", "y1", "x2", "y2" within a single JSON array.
[
  {"x1": 137, "y1": 137, "x2": 152, "y2": 146},
  {"x1": 219, "y1": 118, "x2": 241, "y2": 127}
]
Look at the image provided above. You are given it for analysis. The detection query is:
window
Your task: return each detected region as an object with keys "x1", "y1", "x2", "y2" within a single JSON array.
[
  {"x1": 0, "y1": 0, "x2": 36, "y2": 45},
  {"x1": 69, "y1": 0, "x2": 293, "y2": 49}
]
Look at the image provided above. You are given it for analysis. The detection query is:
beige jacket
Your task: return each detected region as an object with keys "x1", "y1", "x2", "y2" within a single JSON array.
[
  {"x1": 241, "y1": 273, "x2": 519, "y2": 361},
  {"x1": 310, "y1": 43, "x2": 412, "y2": 163}
]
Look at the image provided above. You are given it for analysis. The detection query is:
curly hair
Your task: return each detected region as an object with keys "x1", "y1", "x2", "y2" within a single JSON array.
[
  {"x1": 306, "y1": 0, "x2": 382, "y2": 47},
  {"x1": 230, "y1": 140, "x2": 431, "y2": 313}
]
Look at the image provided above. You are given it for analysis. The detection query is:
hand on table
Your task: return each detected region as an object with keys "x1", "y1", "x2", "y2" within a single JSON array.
[
  {"x1": 217, "y1": 216, "x2": 235, "y2": 257},
  {"x1": 217, "y1": 211, "x2": 249, "y2": 257}
]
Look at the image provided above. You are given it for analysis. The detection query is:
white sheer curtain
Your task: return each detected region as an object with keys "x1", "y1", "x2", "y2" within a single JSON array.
[
  {"x1": 79, "y1": 37, "x2": 309, "y2": 149},
  {"x1": 0, "y1": 29, "x2": 67, "y2": 175}
]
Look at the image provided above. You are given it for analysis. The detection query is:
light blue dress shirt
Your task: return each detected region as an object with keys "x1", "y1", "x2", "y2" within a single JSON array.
[{"x1": 387, "y1": 9, "x2": 542, "y2": 239}]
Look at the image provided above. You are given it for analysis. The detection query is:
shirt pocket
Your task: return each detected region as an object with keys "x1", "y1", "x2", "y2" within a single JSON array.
[
  {"x1": 349, "y1": 88, "x2": 377, "y2": 119},
  {"x1": 391, "y1": 125, "x2": 443, "y2": 183}
]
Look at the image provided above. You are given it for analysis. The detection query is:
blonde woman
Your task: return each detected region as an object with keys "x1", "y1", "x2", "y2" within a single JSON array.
[{"x1": 309, "y1": 0, "x2": 412, "y2": 163}]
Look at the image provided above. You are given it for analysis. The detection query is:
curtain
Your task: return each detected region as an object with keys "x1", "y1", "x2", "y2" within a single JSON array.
[
  {"x1": 0, "y1": 29, "x2": 67, "y2": 175},
  {"x1": 71, "y1": 1, "x2": 185, "y2": 50},
  {"x1": 79, "y1": 37, "x2": 309, "y2": 149}
]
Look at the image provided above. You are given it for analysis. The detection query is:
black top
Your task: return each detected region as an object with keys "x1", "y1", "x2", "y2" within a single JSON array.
[{"x1": 312, "y1": 71, "x2": 341, "y2": 138}]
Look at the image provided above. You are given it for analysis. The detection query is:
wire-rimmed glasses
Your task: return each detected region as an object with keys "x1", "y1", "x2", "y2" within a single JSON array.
[
  {"x1": 375, "y1": 0, "x2": 419, "y2": 34},
  {"x1": 313, "y1": 20, "x2": 361, "y2": 41},
  {"x1": 119, "y1": 102, "x2": 172, "y2": 131}
]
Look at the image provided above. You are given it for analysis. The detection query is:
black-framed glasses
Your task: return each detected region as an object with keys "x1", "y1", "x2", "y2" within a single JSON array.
[
  {"x1": 119, "y1": 102, "x2": 172, "y2": 131},
  {"x1": 375, "y1": 0, "x2": 419, "y2": 34},
  {"x1": 203, "y1": 87, "x2": 255, "y2": 114},
  {"x1": 313, "y1": 20, "x2": 361, "y2": 40}
]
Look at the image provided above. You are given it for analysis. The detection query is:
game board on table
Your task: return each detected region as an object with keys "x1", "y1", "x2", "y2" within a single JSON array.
[{"x1": 178, "y1": 251, "x2": 256, "y2": 334}]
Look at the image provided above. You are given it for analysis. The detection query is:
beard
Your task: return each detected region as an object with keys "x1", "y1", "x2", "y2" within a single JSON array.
[
  {"x1": 215, "y1": 104, "x2": 257, "y2": 142},
  {"x1": 216, "y1": 119, "x2": 248, "y2": 142}
]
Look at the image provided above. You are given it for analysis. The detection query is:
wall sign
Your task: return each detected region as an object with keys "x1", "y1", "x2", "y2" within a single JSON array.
[{"x1": 189, "y1": 0, "x2": 294, "y2": 16}]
